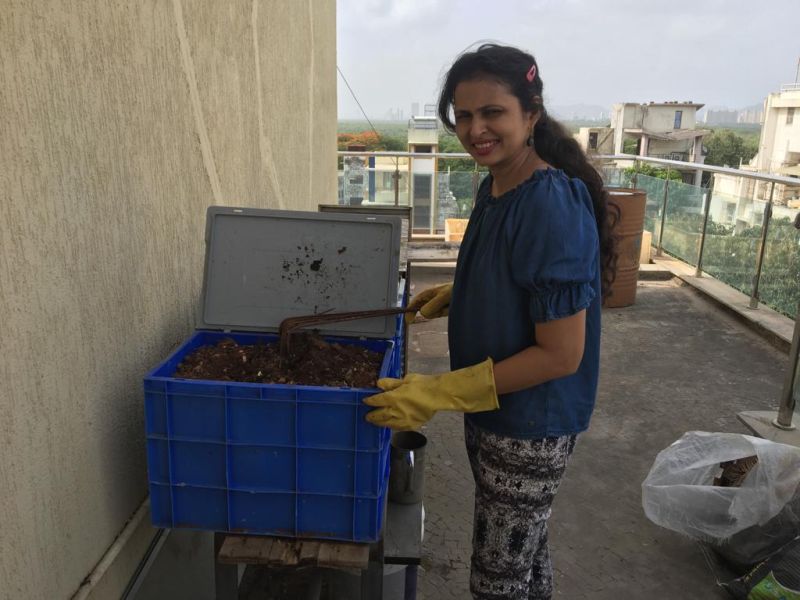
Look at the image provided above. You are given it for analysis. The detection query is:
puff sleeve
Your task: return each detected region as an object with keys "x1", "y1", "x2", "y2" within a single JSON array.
[{"x1": 510, "y1": 176, "x2": 599, "y2": 323}]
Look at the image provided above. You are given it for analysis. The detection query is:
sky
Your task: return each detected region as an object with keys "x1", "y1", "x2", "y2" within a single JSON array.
[{"x1": 336, "y1": 0, "x2": 800, "y2": 120}]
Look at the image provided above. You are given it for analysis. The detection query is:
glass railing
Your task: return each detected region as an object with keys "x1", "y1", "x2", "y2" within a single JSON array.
[
  {"x1": 338, "y1": 168, "x2": 410, "y2": 206},
  {"x1": 337, "y1": 150, "x2": 485, "y2": 233},
  {"x1": 660, "y1": 178, "x2": 707, "y2": 266},
  {"x1": 600, "y1": 166, "x2": 626, "y2": 188},
  {"x1": 699, "y1": 191, "x2": 764, "y2": 297},
  {"x1": 337, "y1": 166, "x2": 486, "y2": 232},
  {"x1": 339, "y1": 151, "x2": 800, "y2": 318},
  {"x1": 597, "y1": 155, "x2": 800, "y2": 318},
  {"x1": 760, "y1": 206, "x2": 800, "y2": 317},
  {"x1": 434, "y1": 170, "x2": 488, "y2": 231},
  {"x1": 633, "y1": 174, "x2": 671, "y2": 247}
]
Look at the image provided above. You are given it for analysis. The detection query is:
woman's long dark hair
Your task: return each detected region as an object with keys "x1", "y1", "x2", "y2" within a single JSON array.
[{"x1": 437, "y1": 43, "x2": 618, "y2": 298}]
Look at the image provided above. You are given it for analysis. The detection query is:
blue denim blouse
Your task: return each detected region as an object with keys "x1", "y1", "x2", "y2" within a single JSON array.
[{"x1": 448, "y1": 168, "x2": 601, "y2": 439}]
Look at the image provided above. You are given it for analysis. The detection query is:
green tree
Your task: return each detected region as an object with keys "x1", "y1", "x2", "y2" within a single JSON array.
[
  {"x1": 437, "y1": 133, "x2": 483, "y2": 172},
  {"x1": 622, "y1": 138, "x2": 639, "y2": 155},
  {"x1": 337, "y1": 131, "x2": 406, "y2": 152},
  {"x1": 623, "y1": 163, "x2": 683, "y2": 182},
  {"x1": 703, "y1": 130, "x2": 759, "y2": 168}
]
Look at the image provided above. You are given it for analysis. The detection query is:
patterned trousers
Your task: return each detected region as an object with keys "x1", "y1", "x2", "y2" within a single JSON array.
[{"x1": 464, "y1": 419, "x2": 576, "y2": 600}]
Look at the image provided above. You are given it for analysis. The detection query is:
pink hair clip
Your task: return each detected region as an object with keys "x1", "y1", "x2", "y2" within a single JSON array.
[{"x1": 526, "y1": 64, "x2": 537, "y2": 82}]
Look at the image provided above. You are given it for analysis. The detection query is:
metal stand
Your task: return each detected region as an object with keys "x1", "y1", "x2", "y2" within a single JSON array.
[
  {"x1": 738, "y1": 302, "x2": 800, "y2": 445},
  {"x1": 404, "y1": 566, "x2": 418, "y2": 600}
]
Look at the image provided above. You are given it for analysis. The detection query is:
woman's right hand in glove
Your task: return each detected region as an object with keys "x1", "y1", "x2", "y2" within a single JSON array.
[{"x1": 406, "y1": 283, "x2": 452, "y2": 324}]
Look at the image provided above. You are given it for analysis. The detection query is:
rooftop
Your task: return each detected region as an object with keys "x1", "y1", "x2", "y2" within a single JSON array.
[{"x1": 617, "y1": 101, "x2": 705, "y2": 108}]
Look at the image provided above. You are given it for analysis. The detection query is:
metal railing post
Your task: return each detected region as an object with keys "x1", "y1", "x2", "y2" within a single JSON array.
[
  {"x1": 430, "y1": 170, "x2": 437, "y2": 235},
  {"x1": 631, "y1": 158, "x2": 639, "y2": 189},
  {"x1": 775, "y1": 302, "x2": 800, "y2": 430},
  {"x1": 749, "y1": 181, "x2": 775, "y2": 309},
  {"x1": 392, "y1": 164, "x2": 400, "y2": 207},
  {"x1": 695, "y1": 175, "x2": 715, "y2": 277},
  {"x1": 656, "y1": 168, "x2": 671, "y2": 257}
]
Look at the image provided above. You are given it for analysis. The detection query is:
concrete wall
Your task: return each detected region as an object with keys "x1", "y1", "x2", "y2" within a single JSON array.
[
  {"x1": 611, "y1": 104, "x2": 642, "y2": 154},
  {"x1": 642, "y1": 105, "x2": 699, "y2": 131},
  {"x1": 760, "y1": 90, "x2": 800, "y2": 169},
  {"x1": 611, "y1": 103, "x2": 642, "y2": 130},
  {"x1": 0, "y1": 2, "x2": 337, "y2": 598},
  {"x1": 575, "y1": 127, "x2": 614, "y2": 155},
  {"x1": 648, "y1": 139, "x2": 694, "y2": 157},
  {"x1": 407, "y1": 129, "x2": 439, "y2": 146}
]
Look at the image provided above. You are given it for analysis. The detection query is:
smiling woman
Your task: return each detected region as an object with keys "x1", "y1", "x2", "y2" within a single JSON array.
[{"x1": 362, "y1": 43, "x2": 618, "y2": 600}]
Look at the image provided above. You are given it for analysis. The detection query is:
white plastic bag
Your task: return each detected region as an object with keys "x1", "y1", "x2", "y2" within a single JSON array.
[{"x1": 642, "y1": 431, "x2": 800, "y2": 542}]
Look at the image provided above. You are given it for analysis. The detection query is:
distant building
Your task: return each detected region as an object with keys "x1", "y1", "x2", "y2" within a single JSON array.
[
  {"x1": 753, "y1": 86, "x2": 800, "y2": 183},
  {"x1": 738, "y1": 107, "x2": 764, "y2": 124},
  {"x1": 704, "y1": 109, "x2": 739, "y2": 125},
  {"x1": 385, "y1": 107, "x2": 404, "y2": 121},
  {"x1": 407, "y1": 115, "x2": 439, "y2": 232},
  {"x1": 715, "y1": 84, "x2": 800, "y2": 208},
  {"x1": 611, "y1": 101, "x2": 708, "y2": 158},
  {"x1": 575, "y1": 127, "x2": 615, "y2": 155},
  {"x1": 356, "y1": 113, "x2": 441, "y2": 224}
]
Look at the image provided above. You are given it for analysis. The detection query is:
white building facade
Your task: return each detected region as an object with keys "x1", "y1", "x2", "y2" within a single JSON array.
[
  {"x1": 611, "y1": 101, "x2": 710, "y2": 166},
  {"x1": 407, "y1": 116, "x2": 439, "y2": 231},
  {"x1": 715, "y1": 84, "x2": 800, "y2": 206}
]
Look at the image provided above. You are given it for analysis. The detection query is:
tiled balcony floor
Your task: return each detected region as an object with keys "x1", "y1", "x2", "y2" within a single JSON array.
[{"x1": 412, "y1": 269, "x2": 786, "y2": 600}]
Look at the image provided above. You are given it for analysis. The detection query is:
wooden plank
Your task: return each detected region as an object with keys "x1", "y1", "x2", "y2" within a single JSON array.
[
  {"x1": 217, "y1": 534, "x2": 370, "y2": 569},
  {"x1": 256, "y1": 537, "x2": 274, "y2": 563},
  {"x1": 316, "y1": 543, "x2": 333, "y2": 566},
  {"x1": 330, "y1": 543, "x2": 371, "y2": 569},
  {"x1": 218, "y1": 535, "x2": 274, "y2": 565},
  {"x1": 298, "y1": 541, "x2": 321, "y2": 566},
  {"x1": 280, "y1": 539, "x2": 300, "y2": 566},
  {"x1": 317, "y1": 542, "x2": 369, "y2": 569},
  {"x1": 217, "y1": 536, "x2": 247, "y2": 564},
  {"x1": 268, "y1": 538, "x2": 288, "y2": 564}
]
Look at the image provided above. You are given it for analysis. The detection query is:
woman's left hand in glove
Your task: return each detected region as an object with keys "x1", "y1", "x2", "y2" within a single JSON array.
[{"x1": 363, "y1": 358, "x2": 498, "y2": 430}]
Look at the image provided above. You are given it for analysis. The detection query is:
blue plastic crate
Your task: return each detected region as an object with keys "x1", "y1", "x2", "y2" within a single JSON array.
[
  {"x1": 393, "y1": 316, "x2": 405, "y2": 378},
  {"x1": 144, "y1": 330, "x2": 397, "y2": 542},
  {"x1": 392, "y1": 283, "x2": 408, "y2": 377}
]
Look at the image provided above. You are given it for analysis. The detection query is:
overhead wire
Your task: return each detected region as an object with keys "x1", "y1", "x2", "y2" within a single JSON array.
[{"x1": 336, "y1": 65, "x2": 400, "y2": 168}]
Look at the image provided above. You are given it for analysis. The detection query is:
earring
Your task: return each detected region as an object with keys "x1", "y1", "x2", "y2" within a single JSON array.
[{"x1": 526, "y1": 131, "x2": 535, "y2": 147}]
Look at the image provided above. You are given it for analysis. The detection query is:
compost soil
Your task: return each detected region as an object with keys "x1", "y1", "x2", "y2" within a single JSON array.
[{"x1": 174, "y1": 333, "x2": 383, "y2": 388}]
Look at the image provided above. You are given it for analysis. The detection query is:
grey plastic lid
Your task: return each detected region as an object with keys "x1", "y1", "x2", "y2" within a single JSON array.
[{"x1": 198, "y1": 206, "x2": 401, "y2": 338}]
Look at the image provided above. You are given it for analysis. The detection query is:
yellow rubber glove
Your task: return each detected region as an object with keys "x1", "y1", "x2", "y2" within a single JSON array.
[
  {"x1": 363, "y1": 358, "x2": 498, "y2": 430},
  {"x1": 406, "y1": 283, "x2": 453, "y2": 324}
]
